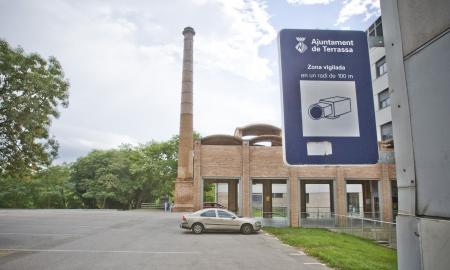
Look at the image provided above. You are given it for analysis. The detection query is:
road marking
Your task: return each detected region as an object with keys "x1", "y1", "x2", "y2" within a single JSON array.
[
  {"x1": 0, "y1": 249, "x2": 201, "y2": 255},
  {"x1": 303, "y1": 262, "x2": 325, "y2": 266},
  {"x1": 0, "y1": 233, "x2": 81, "y2": 236},
  {"x1": 289, "y1": 253, "x2": 305, "y2": 256}
]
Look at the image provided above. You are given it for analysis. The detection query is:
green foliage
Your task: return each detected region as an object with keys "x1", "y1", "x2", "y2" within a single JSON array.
[
  {"x1": 264, "y1": 227, "x2": 397, "y2": 270},
  {"x1": 33, "y1": 164, "x2": 81, "y2": 208},
  {"x1": 203, "y1": 182, "x2": 216, "y2": 202},
  {"x1": 0, "y1": 164, "x2": 81, "y2": 208},
  {"x1": 69, "y1": 136, "x2": 179, "y2": 209},
  {"x1": 0, "y1": 39, "x2": 70, "y2": 178},
  {"x1": 0, "y1": 176, "x2": 35, "y2": 208},
  {"x1": 0, "y1": 135, "x2": 184, "y2": 209}
]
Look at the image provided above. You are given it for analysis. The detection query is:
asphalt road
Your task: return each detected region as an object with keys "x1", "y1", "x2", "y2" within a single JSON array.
[{"x1": 0, "y1": 209, "x2": 331, "y2": 270}]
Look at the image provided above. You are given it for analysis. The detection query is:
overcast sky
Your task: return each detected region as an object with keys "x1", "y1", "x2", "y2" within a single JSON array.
[{"x1": 0, "y1": 0, "x2": 380, "y2": 163}]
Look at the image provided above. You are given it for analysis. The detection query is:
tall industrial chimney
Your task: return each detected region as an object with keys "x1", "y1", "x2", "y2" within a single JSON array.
[{"x1": 173, "y1": 27, "x2": 195, "y2": 212}]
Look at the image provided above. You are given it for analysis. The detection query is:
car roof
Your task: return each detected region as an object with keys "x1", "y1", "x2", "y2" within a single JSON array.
[{"x1": 195, "y1": 208, "x2": 232, "y2": 213}]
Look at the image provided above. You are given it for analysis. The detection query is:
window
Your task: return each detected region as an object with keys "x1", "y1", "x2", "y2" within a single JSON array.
[
  {"x1": 381, "y1": 122, "x2": 393, "y2": 141},
  {"x1": 200, "y1": 210, "x2": 216, "y2": 217},
  {"x1": 378, "y1": 89, "x2": 391, "y2": 109},
  {"x1": 218, "y1": 210, "x2": 234, "y2": 218},
  {"x1": 252, "y1": 194, "x2": 262, "y2": 203},
  {"x1": 376, "y1": 57, "x2": 388, "y2": 77},
  {"x1": 272, "y1": 193, "x2": 283, "y2": 198},
  {"x1": 367, "y1": 17, "x2": 383, "y2": 37}
]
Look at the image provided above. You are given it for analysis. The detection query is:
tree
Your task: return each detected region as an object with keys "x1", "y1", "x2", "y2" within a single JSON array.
[
  {"x1": 70, "y1": 149, "x2": 136, "y2": 209},
  {"x1": 131, "y1": 136, "x2": 179, "y2": 206},
  {"x1": 0, "y1": 39, "x2": 69, "y2": 178},
  {"x1": 32, "y1": 164, "x2": 80, "y2": 208}
]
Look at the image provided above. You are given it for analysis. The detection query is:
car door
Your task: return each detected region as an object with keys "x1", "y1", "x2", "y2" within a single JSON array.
[
  {"x1": 217, "y1": 210, "x2": 240, "y2": 231},
  {"x1": 199, "y1": 209, "x2": 218, "y2": 229}
]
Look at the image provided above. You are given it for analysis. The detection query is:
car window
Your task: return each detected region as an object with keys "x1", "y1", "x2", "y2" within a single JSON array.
[
  {"x1": 200, "y1": 210, "x2": 216, "y2": 217},
  {"x1": 218, "y1": 210, "x2": 234, "y2": 218}
]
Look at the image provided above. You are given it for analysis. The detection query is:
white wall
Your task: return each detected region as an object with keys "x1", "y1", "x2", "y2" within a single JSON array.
[{"x1": 369, "y1": 46, "x2": 392, "y2": 141}]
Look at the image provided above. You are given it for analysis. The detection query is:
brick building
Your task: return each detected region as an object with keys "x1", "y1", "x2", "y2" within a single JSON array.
[{"x1": 188, "y1": 123, "x2": 396, "y2": 227}]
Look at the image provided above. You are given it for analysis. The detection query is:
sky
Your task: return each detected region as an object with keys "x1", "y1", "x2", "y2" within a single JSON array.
[{"x1": 0, "y1": 0, "x2": 381, "y2": 163}]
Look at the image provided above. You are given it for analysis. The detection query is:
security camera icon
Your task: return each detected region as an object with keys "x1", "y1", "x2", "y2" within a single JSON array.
[{"x1": 308, "y1": 96, "x2": 352, "y2": 120}]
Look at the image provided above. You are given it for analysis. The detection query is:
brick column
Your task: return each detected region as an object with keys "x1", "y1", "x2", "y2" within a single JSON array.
[
  {"x1": 335, "y1": 166, "x2": 347, "y2": 225},
  {"x1": 289, "y1": 167, "x2": 299, "y2": 227},
  {"x1": 241, "y1": 141, "x2": 250, "y2": 217},
  {"x1": 380, "y1": 164, "x2": 393, "y2": 222},
  {"x1": 192, "y1": 140, "x2": 202, "y2": 211}
]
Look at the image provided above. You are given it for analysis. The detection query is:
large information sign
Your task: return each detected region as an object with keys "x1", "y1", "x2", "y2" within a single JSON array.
[{"x1": 279, "y1": 29, "x2": 378, "y2": 165}]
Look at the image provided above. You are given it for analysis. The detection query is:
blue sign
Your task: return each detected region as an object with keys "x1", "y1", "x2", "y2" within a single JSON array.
[{"x1": 278, "y1": 29, "x2": 378, "y2": 165}]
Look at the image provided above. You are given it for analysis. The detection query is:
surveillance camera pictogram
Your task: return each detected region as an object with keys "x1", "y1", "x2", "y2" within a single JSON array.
[{"x1": 308, "y1": 96, "x2": 352, "y2": 120}]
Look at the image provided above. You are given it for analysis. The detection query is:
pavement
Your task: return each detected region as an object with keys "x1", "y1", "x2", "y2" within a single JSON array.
[{"x1": 0, "y1": 209, "x2": 331, "y2": 270}]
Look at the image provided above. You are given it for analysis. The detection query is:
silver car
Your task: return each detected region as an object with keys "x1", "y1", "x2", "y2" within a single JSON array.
[{"x1": 180, "y1": 208, "x2": 261, "y2": 234}]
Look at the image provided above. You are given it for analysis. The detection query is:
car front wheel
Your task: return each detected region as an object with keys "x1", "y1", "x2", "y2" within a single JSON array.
[
  {"x1": 192, "y1": 223, "x2": 204, "y2": 234},
  {"x1": 241, "y1": 224, "x2": 253, "y2": 235}
]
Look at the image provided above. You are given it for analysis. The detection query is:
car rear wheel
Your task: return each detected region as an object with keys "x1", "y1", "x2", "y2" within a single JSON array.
[
  {"x1": 192, "y1": 223, "x2": 204, "y2": 234},
  {"x1": 241, "y1": 224, "x2": 253, "y2": 235}
]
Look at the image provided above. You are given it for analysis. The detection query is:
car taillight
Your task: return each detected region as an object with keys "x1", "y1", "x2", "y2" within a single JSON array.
[{"x1": 182, "y1": 215, "x2": 187, "y2": 221}]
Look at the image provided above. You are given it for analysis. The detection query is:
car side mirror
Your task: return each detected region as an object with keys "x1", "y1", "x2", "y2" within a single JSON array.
[{"x1": 231, "y1": 216, "x2": 236, "y2": 219}]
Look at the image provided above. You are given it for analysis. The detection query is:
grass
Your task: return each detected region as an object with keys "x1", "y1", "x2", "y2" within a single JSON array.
[{"x1": 263, "y1": 227, "x2": 397, "y2": 270}]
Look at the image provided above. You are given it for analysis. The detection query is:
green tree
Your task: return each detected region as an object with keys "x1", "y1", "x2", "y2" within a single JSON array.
[
  {"x1": 0, "y1": 175, "x2": 35, "y2": 208},
  {"x1": 70, "y1": 148, "x2": 137, "y2": 209},
  {"x1": 32, "y1": 164, "x2": 81, "y2": 208},
  {"x1": 0, "y1": 39, "x2": 69, "y2": 178},
  {"x1": 132, "y1": 136, "x2": 179, "y2": 206},
  {"x1": 69, "y1": 136, "x2": 183, "y2": 209}
]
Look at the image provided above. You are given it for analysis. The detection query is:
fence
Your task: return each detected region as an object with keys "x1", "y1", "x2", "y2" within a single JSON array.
[
  {"x1": 140, "y1": 202, "x2": 164, "y2": 210},
  {"x1": 252, "y1": 206, "x2": 289, "y2": 227},
  {"x1": 300, "y1": 212, "x2": 396, "y2": 248},
  {"x1": 305, "y1": 207, "x2": 381, "y2": 220}
]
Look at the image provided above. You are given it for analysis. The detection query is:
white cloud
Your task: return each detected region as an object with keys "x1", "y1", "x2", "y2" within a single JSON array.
[
  {"x1": 0, "y1": 0, "x2": 279, "y2": 162},
  {"x1": 286, "y1": 0, "x2": 334, "y2": 5},
  {"x1": 336, "y1": 0, "x2": 380, "y2": 25},
  {"x1": 196, "y1": 0, "x2": 276, "y2": 81}
]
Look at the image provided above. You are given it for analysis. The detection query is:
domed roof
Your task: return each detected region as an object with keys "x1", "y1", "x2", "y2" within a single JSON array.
[
  {"x1": 234, "y1": 123, "x2": 281, "y2": 138},
  {"x1": 249, "y1": 135, "x2": 282, "y2": 146},
  {"x1": 201, "y1": 134, "x2": 242, "y2": 145}
]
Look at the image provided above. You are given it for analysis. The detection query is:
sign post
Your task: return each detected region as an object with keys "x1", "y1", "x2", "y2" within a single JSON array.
[{"x1": 278, "y1": 29, "x2": 378, "y2": 165}]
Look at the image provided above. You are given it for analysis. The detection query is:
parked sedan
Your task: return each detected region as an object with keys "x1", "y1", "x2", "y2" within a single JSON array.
[{"x1": 180, "y1": 208, "x2": 261, "y2": 234}]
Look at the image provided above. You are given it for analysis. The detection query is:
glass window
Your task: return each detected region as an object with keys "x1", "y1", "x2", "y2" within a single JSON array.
[
  {"x1": 378, "y1": 88, "x2": 391, "y2": 109},
  {"x1": 200, "y1": 210, "x2": 216, "y2": 217},
  {"x1": 218, "y1": 210, "x2": 234, "y2": 218},
  {"x1": 368, "y1": 25, "x2": 375, "y2": 37},
  {"x1": 366, "y1": 17, "x2": 383, "y2": 38},
  {"x1": 272, "y1": 193, "x2": 283, "y2": 198},
  {"x1": 381, "y1": 122, "x2": 393, "y2": 141},
  {"x1": 376, "y1": 22, "x2": 383, "y2": 37},
  {"x1": 376, "y1": 57, "x2": 388, "y2": 77}
]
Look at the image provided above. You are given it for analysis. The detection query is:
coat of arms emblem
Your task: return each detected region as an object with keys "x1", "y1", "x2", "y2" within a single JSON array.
[{"x1": 295, "y1": 37, "x2": 308, "y2": 53}]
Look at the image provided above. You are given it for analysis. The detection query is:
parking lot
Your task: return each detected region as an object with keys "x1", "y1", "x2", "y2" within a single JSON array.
[{"x1": 0, "y1": 210, "x2": 330, "y2": 270}]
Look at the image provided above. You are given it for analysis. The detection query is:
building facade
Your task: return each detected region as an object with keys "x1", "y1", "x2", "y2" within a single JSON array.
[{"x1": 188, "y1": 124, "x2": 396, "y2": 227}]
